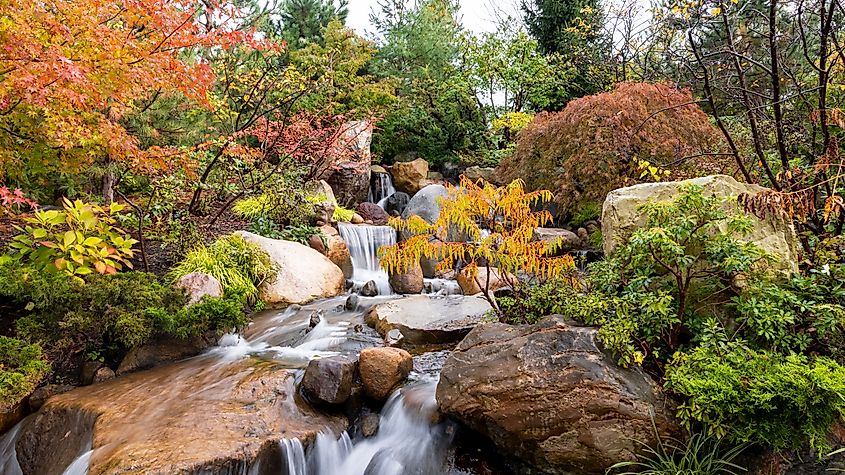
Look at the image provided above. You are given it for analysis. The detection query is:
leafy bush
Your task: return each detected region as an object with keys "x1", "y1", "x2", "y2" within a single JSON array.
[
  {"x1": 733, "y1": 266, "x2": 845, "y2": 357},
  {"x1": 570, "y1": 201, "x2": 601, "y2": 227},
  {"x1": 607, "y1": 429, "x2": 747, "y2": 475},
  {"x1": 248, "y1": 215, "x2": 284, "y2": 239},
  {"x1": 0, "y1": 186, "x2": 37, "y2": 216},
  {"x1": 5, "y1": 198, "x2": 137, "y2": 281},
  {"x1": 1, "y1": 267, "x2": 245, "y2": 369},
  {"x1": 498, "y1": 82, "x2": 723, "y2": 216},
  {"x1": 665, "y1": 343, "x2": 845, "y2": 453},
  {"x1": 232, "y1": 191, "x2": 316, "y2": 226},
  {"x1": 0, "y1": 336, "x2": 50, "y2": 405},
  {"x1": 167, "y1": 234, "x2": 276, "y2": 302},
  {"x1": 280, "y1": 224, "x2": 325, "y2": 247}
]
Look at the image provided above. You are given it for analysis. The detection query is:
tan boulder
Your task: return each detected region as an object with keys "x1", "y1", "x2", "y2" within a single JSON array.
[
  {"x1": 175, "y1": 272, "x2": 223, "y2": 305},
  {"x1": 388, "y1": 262, "x2": 424, "y2": 294},
  {"x1": 358, "y1": 347, "x2": 413, "y2": 401},
  {"x1": 320, "y1": 225, "x2": 353, "y2": 279},
  {"x1": 532, "y1": 227, "x2": 583, "y2": 252},
  {"x1": 392, "y1": 158, "x2": 429, "y2": 194},
  {"x1": 456, "y1": 267, "x2": 514, "y2": 295},
  {"x1": 602, "y1": 175, "x2": 799, "y2": 274},
  {"x1": 236, "y1": 231, "x2": 345, "y2": 306}
]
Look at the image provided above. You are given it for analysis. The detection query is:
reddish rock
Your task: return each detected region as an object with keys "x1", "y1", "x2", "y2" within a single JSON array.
[{"x1": 358, "y1": 347, "x2": 413, "y2": 401}]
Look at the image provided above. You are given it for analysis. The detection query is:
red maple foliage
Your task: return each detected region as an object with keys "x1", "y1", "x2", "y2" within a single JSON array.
[{"x1": 497, "y1": 82, "x2": 725, "y2": 216}]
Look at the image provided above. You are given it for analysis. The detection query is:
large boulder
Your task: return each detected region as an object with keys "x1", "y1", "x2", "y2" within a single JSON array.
[
  {"x1": 436, "y1": 316, "x2": 680, "y2": 474},
  {"x1": 365, "y1": 295, "x2": 491, "y2": 347},
  {"x1": 401, "y1": 184, "x2": 448, "y2": 223},
  {"x1": 325, "y1": 121, "x2": 373, "y2": 206},
  {"x1": 0, "y1": 400, "x2": 26, "y2": 434},
  {"x1": 602, "y1": 175, "x2": 800, "y2": 274},
  {"x1": 301, "y1": 355, "x2": 358, "y2": 405},
  {"x1": 358, "y1": 347, "x2": 412, "y2": 401},
  {"x1": 174, "y1": 272, "x2": 223, "y2": 305},
  {"x1": 356, "y1": 202, "x2": 389, "y2": 225},
  {"x1": 388, "y1": 262, "x2": 424, "y2": 294},
  {"x1": 236, "y1": 231, "x2": 345, "y2": 306},
  {"x1": 320, "y1": 225, "x2": 353, "y2": 279},
  {"x1": 16, "y1": 359, "x2": 347, "y2": 475},
  {"x1": 456, "y1": 267, "x2": 513, "y2": 296},
  {"x1": 391, "y1": 158, "x2": 429, "y2": 195}
]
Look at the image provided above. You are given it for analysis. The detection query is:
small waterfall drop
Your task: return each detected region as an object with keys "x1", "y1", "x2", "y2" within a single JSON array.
[
  {"x1": 368, "y1": 172, "x2": 396, "y2": 209},
  {"x1": 280, "y1": 379, "x2": 455, "y2": 475},
  {"x1": 337, "y1": 223, "x2": 396, "y2": 295}
]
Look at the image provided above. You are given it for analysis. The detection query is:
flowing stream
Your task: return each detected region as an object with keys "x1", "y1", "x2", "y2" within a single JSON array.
[
  {"x1": 0, "y1": 223, "x2": 485, "y2": 475},
  {"x1": 337, "y1": 222, "x2": 396, "y2": 295}
]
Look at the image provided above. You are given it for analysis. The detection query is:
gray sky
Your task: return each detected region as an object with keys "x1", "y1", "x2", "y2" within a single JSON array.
[{"x1": 345, "y1": 0, "x2": 523, "y2": 36}]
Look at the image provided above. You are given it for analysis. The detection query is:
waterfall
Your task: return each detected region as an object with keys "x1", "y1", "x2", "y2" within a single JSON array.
[
  {"x1": 0, "y1": 416, "x2": 24, "y2": 475},
  {"x1": 281, "y1": 379, "x2": 454, "y2": 475},
  {"x1": 337, "y1": 223, "x2": 396, "y2": 295},
  {"x1": 280, "y1": 439, "x2": 307, "y2": 475},
  {"x1": 368, "y1": 173, "x2": 395, "y2": 210}
]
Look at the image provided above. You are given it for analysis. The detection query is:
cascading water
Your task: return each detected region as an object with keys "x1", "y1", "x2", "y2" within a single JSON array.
[
  {"x1": 280, "y1": 378, "x2": 456, "y2": 475},
  {"x1": 368, "y1": 172, "x2": 396, "y2": 210},
  {"x1": 337, "y1": 222, "x2": 397, "y2": 295}
]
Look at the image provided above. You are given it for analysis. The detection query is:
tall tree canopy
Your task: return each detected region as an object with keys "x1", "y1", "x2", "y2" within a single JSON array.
[{"x1": 275, "y1": 0, "x2": 349, "y2": 47}]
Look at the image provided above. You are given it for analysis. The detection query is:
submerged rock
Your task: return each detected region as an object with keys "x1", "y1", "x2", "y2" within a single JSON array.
[
  {"x1": 365, "y1": 295, "x2": 491, "y2": 347},
  {"x1": 116, "y1": 332, "x2": 216, "y2": 375},
  {"x1": 358, "y1": 347, "x2": 412, "y2": 401},
  {"x1": 301, "y1": 355, "x2": 358, "y2": 405},
  {"x1": 16, "y1": 358, "x2": 347, "y2": 475},
  {"x1": 602, "y1": 175, "x2": 799, "y2": 274},
  {"x1": 28, "y1": 384, "x2": 75, "y2": 412},
  {"x1": 359, "y1": 280, "x2": 379, "y2": 297},
  {"x1": 436, "y1": 316, "x2": 680, "y2": 474},
  {"x1": 237, "y1": 231, "x2": 345, "y2": 306},
  {"x1": 175, "y1": 272, "x2": 223, "y2": 305}
]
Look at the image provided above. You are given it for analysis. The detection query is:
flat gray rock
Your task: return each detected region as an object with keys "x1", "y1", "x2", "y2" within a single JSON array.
[{"x1": 365, "y1": 295, "x2": 491, "y2": 347}]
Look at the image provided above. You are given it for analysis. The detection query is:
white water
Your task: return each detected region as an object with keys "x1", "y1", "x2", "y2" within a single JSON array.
[
  {"x1": 423, "y1": 278, "x2": 463, "y2": 296},
  {"x1": 368, "y1": 172, "x2": 396, "y2": 210},
  {"x1": 280, "y1": 379, "x2": 455, "y2": 475},
  {"x1": 337, "y1": 223, "x2": 397, "y2": 295}
]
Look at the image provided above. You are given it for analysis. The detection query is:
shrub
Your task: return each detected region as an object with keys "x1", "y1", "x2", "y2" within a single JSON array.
[
  {"x1": 167, "y1": 234, "x2": 276, "y2": 302},
  {"x1": 332, "y1": 205, "x2": 355, "y2": 222},
  {"x1": 381, "y1": 176, "x2": 576, "y2": 317},
  {"x1": 247, "y1": 215, "x2": 284, "y2": 239},
  {"x1": 0, "y1": 186, "x2": 37, "y2": 216},
  {"x1": 497, "y1": 82, "x2": 723, "y2": 216},
  {"x1": 5, "y1": 198, "x2": 137, "y2": 281},
  {"x1": 1, "y1": 267, "x2": 245, "y2": 370},
  {"x1": 570, "y1": 201, "x2": 601, "y2": 227},
  {"x1": 0, "y1": 337, "x2": 50, "y2": 405},
  {"x1": 280, "y1": 224, "x2": 325, "y2": 247},
  {"x1": 665, "y1": 343, "x2": 845, "y2": 454}
]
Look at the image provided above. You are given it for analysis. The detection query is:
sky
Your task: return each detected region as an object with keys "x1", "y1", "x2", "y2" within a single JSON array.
[{"x1": 345, "y1": 0, "x2": 523, "y2": 37}]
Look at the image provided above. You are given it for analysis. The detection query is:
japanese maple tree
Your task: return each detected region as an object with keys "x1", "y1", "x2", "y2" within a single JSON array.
[{"x1": 0, "y1": 0, "x2": 272, "y2": 195}]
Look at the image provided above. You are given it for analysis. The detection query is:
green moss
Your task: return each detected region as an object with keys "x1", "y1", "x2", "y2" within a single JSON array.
[{"x1": 0, "y1": 336, "x2": 50, "y2": 405}]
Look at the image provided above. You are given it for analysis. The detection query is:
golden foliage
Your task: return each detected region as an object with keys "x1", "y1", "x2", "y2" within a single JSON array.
[{"x1": 379, "y1": 177, "x2": 576, "y2": 309}]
